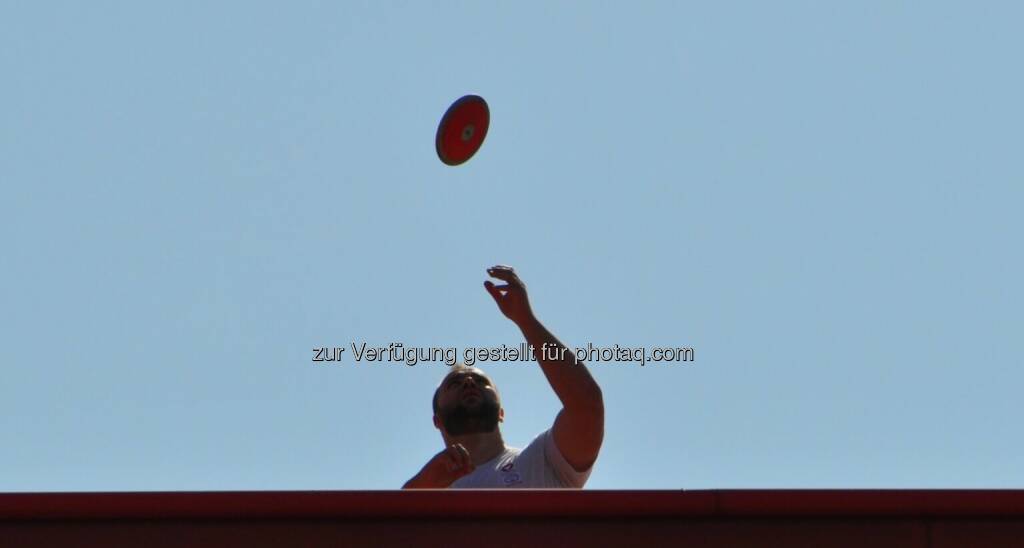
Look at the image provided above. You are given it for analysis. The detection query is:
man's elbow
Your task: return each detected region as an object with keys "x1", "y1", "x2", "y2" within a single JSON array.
[{"x1": 571, "y1": 384, "x2": 604, "y2": 417}]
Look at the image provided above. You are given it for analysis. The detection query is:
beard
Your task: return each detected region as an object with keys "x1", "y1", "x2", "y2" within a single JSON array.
[{"x1": 439, "y1": 397, "x2": 500, "y2": 436}]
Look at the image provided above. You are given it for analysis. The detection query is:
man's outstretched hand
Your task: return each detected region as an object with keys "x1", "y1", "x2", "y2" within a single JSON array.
[{"x1": 484, "y1": 265, "x2": 536, "y2": 327}]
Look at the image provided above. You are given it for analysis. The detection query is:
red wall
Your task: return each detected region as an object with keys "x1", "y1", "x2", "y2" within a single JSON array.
[{"x1": 3, "y1": 490, "x2": 1023, "y2": 547}]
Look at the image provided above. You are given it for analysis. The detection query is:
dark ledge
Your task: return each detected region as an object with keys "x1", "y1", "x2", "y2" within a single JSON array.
[{"x1": 3, "y1": 489, "x2": 1024, "y2": 521}]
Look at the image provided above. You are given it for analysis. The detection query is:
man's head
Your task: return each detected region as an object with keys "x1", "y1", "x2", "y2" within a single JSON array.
[{"x1": 432, "y1": 365, "x2": 503, "y2": 438}]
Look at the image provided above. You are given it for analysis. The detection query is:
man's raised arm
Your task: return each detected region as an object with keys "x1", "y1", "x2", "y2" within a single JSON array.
[{"x1": 484, "y1": 265, "x2": 604, "y2": 472}]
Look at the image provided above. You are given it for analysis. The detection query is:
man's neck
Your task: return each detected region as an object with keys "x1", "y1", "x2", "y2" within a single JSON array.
[{"x1": 445, "y1": 431, "x2": 506, "y2": 466}]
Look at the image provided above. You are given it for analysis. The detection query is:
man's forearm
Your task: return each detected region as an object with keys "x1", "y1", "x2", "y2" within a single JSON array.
[
  {"x1": 402, "y1": 469, "x2": 449, "y2": 489},
  {"x1": 518, "y1": 315, "x2": 603, "y2": 411},
  {"x1": 402, "y1": 474, "x2": 440, "y2": 489}
]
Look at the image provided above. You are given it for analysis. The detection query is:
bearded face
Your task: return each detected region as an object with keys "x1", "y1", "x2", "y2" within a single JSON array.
[
  {"x1": 434, "y1": 368, "x2": 502, "y2": 436},
  {"x1": 438, "y1": 395, "x2": 500, "y2": 436}
]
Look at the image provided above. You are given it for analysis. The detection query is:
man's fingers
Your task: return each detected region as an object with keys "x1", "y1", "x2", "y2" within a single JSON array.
[
  {"x1": 486, "y1": 266, "x2": 514, "y2": 281},
  {"x1": 456, "y1": 447, "x2": 475, "y2": 476},
  {"x1": 484, "y1": 280, "x2": 503, "y2": 302},
  {"x1": 487, "y1": 265, "x2": 522, "y2": 286},
  {"x1": 442, "y1": 451, "x2": 460, "y2": 472},
  {"x1": 441, "y1": 448, "x2": 461, "y2": 472},
  {"x1": 447, "y1": 444, "x2": 469, "y2": 466},
  {"x1": 443, "y1": 444, "x2": 474, "y2": 476},
  {"x1": 454, "y1": 444, "x2": 472, "y2": 469}
]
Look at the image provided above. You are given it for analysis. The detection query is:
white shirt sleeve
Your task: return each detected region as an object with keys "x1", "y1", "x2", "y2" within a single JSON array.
[{"x1": 541, "y1": 428, "x2": 593, "y2": 488}]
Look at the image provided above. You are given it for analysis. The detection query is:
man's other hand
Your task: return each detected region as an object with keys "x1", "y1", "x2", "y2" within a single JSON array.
[{"x1": 403, "y1": 444, "x2": 475, "y2": 489}]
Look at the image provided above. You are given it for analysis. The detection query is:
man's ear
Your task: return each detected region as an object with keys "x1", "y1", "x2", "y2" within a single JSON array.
[
  {"x1": 498, "y1": 407, "x2": 505, "y2": 423},
  {"x1": 433, "y1": 415, "x2": 442, "y2": 430}
]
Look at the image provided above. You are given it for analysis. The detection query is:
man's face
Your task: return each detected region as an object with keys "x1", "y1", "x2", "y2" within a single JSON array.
[{"x1": 434, "y1": 368, "x2": 502, "y2": 436}]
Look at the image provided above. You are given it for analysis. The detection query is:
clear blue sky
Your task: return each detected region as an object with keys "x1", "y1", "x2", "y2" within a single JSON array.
[{"x1": 2, "y1": 2, "x2": 1021, "y2": 491}]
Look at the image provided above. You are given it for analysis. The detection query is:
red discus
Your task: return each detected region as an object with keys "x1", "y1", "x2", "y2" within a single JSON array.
[{"x1": 436, "y1": 95, "x2": 489, "y2": 166}]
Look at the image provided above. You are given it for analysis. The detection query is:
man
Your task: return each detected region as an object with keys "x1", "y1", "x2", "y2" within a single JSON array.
[{"x1": 403, "y1": 265, "x2": 604, "y2": 488}]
